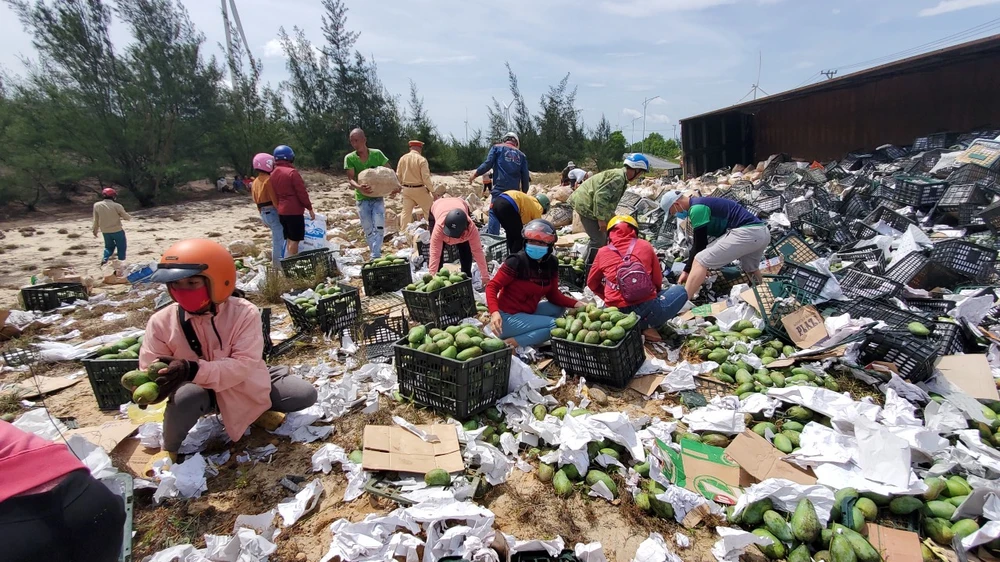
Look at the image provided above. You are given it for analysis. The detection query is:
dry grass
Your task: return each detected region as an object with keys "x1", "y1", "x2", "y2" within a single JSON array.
[
  {"x1": 57, "y1": 228, "x2": 68, "y2": 234},
  {"x1": 5, "y1": 244, "x2": 19, "y2": 249},
  {"x1": 258, "y1": 267, "x2": 319, "y2": 304},
  {"x1": 38, "y1": 247, "x2": 50, "y2": 252},
  {"x1": 62, "y1": 250, "x2": 73, "y2": 256},
  {"x1": 19, "y1": 264, "x2": 34, "y2": 271},
  {"x1": 207, "y1": 231, "x2": 222, "y2": 238},
  {"x1": 69, "y1": 244, "x2": 86, "y2": 250},
  {"x1": 75, "y1": 250, "x2": 88, "y2": 255},
  {"x1": 0, "y1": 390, "x2": 23, "y2": 416},
  {"x1": 67, "y1": 233, "x2": 81, "y2": 239}
]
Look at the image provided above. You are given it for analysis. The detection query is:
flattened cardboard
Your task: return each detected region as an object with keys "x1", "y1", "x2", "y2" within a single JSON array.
[
  {"x1": 629, "y1": 375, "x2": 665, "y2": 396},
  {"x1": 656, "y1": 437, "x2": 748, "y2": 506},
  {"x1": 766, "y1": 347, "x2": 846, "y2": 369},
  {"x1": 936, "y1": 354, "x2": 1000, "y2": 401},
  {"x1": 740, "y1": 288, "x2": 762, "y2": 314},
  {"x1": 865, "y1": 523, "x2": 922, "y2": 562},
  {"x1": 113, "y1": 436, "x2": 160, "y2": 476},
  {"x1": 60, "y1": 420, "x2": 138, "y2": 453},
  {"x1": 725, "y1": 430, "x2": 816, "y2": 485},
  {"x1": 679, "y1": 301, "x2": 730, "y2": 321},
  {"x1": 781, "y1": 305, "x2": 829, "y2": 349},
  {"x1": 554, "y1": 232, "x2": 589, "y2": 248},
  {"x1": 362, "y1": 424, "x2": 464, "y2": 474},
  {"x1": 12, "y1": 375, "x2": 82, "y2": 398}
]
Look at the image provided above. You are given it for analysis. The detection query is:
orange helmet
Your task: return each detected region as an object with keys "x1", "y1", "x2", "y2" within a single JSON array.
[{"x1": 149, "y1": 239, "x2": 237, "y2": 304}]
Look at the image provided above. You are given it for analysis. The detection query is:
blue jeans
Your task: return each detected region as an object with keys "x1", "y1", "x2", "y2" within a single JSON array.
[
  {"x1": 357, "y1": 198, "x2": 386, "y2": 258},
  {"x1": 260, "y1": 206, "x2": 285, "y2": 266},
  {"x1": 486, "y1": 189, "x2": 504, "y2": 235},
  {"x1": 102, "y1": 231, "x2": 127, "y2": 262},
  {"x1": 499, "y1": 301, "x2": 566, "y2": 348},
  {"x1": 622, "y1": 286, "x2": 689, "y2": 330}
]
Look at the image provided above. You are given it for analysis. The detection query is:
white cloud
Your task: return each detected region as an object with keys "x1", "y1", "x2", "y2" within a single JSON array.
[
  {"x1": 407, "y1": 55, "x2": 476, "y2": 65},
  {"x1": 795, "y1": 61, "x2": 813, "y2": 69},
  {"x1": 587, "y1": 82, "x2": 608, "y2": 88},
  {"x1": 647, "y1": 113, "x2": 672, "y2": 124},
  {"x1": 919, "y1": 0, "x2": 1000, "y2": 16},
  {"x1": 622, "y1": 108, "x2": 642, "y2": 119},
  {"x1": 600, "y1": 0, "x2": 737, "y2": 17},
  {"x1": 648, "y1": 97, "x2": 668, "y2": 105},
  {"x1": 262, "y1": 38, "x2": 283, "y2": 59}
]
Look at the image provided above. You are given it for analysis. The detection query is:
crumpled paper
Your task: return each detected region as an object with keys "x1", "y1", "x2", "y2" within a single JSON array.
[
  {"x1": 682, "y1": 396, "x2": 745, "y2": 435},
  {"x1": 154, "y1": 454, "x2": 208, "y2": 504},
  {"x1": 12, "y1": 408, "x2": 69, "y2": 440},
  {"x1": 733, "y1": 479, "x2": 836, "y2": 526},
  {"x1": 203, "y1": 527, "x2": 277, "y2": 562},
  {"x1": 310, "y1": 444, "x2": 369, "y2": 502},
  {"x1": 711, "y1": 527, "x2": 772, "y2": 562},
  {"x1": 66, "y1": 434, "x2": 117, "y2": 479},
  {"x1": 277, "y1": 478, "x2": 323, "y2": 527},
  {"x1": 631, "y1": 532, "x2": 683, "y2": 562}
]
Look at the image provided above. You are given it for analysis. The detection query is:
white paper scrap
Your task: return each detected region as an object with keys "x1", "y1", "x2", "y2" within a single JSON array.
[
  {"x1": 711, "y1": 527, "x2": 772, "y2": 562},
  {"x1": 277, "y1": 478, "x2": 323, "y2": 527}
]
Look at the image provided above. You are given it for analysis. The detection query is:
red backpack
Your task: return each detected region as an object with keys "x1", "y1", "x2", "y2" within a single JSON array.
[{"x1": 607, "y1": 239, "x2": 656, "y2": 304}]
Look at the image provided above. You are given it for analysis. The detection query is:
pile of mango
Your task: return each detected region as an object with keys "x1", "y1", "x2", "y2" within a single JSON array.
[
  {"x1": 405, "y1": 269, "x2": 468, "y2": 293},
  {"x1": 549, "y1": 304, "x2": 639, "y2": 346},
  {"x1": 120, "y1": 361, "x2": 167, "y2": 405},
  {"x1": 405, "y1": 324, "x2": 507, "y2": 361},
  {"x1": 288, "y1": 282, "x2": 345, "y2": 319},
  {"x1": 556, "y1": 254, "x2": 587, "y2": 273},
  {"x1": 93, "y1": 335, "x2": 143, "y2": 360},
  {"x1": 362, "y1": 254, "x2": 408, "y2": 269}
]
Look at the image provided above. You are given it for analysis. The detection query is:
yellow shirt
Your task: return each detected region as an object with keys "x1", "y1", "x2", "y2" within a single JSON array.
[
  {"x1": 502, "y1": 190, "x2": 543, "y2": 224},
  {"x1": 251, "y1": 174, "x2": 279, "y2": 208},
  {"x1": 396, "y1": 150, "x2": 432, "y2": 189},
  {"x1": 92, "y1": 199, "x2": 131, "y2": 235}
]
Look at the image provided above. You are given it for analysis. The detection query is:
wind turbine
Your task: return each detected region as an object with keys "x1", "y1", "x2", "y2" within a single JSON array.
[{"x1": 738, "y1": 51, "x2": 769, "y2": 103}]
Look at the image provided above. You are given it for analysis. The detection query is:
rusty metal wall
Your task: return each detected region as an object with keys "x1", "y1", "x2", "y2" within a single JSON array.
[
  {"x1": 681, "y1": 44, "x2": 1000, "y2": 177},
  {"x1": 754, "y1": 53, "x2": 1000, "y2": 162}
]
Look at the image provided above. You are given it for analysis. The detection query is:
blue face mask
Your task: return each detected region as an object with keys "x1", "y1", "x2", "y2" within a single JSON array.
[
  {"x1": 525, "y1": 245, "x2": 549, "y2": 260},
  {"x1": 675, "y1": 210, "x2": 689, "y2": 220}
]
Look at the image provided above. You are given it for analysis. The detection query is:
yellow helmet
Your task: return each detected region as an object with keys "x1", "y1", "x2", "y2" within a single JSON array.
[{"x1": 607, "y1": 214, "x2": 638, "y2": 232}]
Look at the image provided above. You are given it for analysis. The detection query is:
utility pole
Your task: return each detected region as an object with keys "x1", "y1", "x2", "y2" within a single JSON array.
[
  {"x1": 641, "y1": 95, "x2": 660, "y2": 155},
  {"x1": 464, "y1": 107, "x2": 469, "y2": 144},
  {"x1": 821, "y1": 69, "x2": 838, "y2": 80},
  {"x1": 629, "y1": 117, "x2": 641, "y2": 149}
]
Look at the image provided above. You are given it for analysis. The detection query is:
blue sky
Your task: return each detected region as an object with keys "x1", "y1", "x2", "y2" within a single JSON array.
[{"x1": 2, "y1": 0, "x2": 999, "y2": 143}]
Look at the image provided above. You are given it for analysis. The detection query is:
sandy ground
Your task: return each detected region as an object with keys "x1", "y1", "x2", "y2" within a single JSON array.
[{"x1": 0, "y1": 169, "x2": 722, "y2": 562}]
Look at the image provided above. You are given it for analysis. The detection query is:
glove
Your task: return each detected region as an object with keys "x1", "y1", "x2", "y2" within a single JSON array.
[{"x1": 154, "y1": 356, "x2": 199, "y2": 398}]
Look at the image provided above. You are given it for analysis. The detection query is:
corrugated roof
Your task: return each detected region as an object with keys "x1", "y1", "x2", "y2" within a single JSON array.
[{"x1": 681, "y1": 33, "x2": 1000, "y2": 123}]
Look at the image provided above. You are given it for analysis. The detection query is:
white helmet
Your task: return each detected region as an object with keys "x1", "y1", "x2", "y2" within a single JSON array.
[
  {"x1": 624, "y1": 153, "x2": 650, "y2": 171},
  {"x1": 502, "y1": 131, "x2": 519, "y2": 146}
]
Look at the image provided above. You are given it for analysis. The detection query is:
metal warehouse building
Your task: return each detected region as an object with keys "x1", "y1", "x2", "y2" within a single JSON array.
[{"x1": 680, "y1": 34, "x2": 1000, "y2": 178}]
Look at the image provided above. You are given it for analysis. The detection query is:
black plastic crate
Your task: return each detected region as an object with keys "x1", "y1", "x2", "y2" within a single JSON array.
[
  {"x1": 837, "y1": 268, "x2": 903, "y2": 300},
  {"x1": 834, "y1": 246, "x2": 885, "y2": 274},
  {"x1": 978, "y1": 202, "x2": 1000, "y2": 233},
  {"x1": 282, "y1": 283, "x2": 361, "y2": 336},
  {"x1": 858, "y1": 332, "x2": 938, "y2": 382},
  {"x1": 81, "y1": 351, "x2": 138, "y2": 411},
  {"x1": 812, "y1": 186, "x2": 837, "y2": 210},
  {"x1": 280, "y1": 248, "x2": 338, "y2": 279},
  {"x1": 710, "y1": 267, "x2": 752, "y2": 295},
  {"x1": 778, "y1": 261, "x2": 828, "y2": 295},
  {"x1": 883, "y1": 252, "x2": 968, "y2": 291},
  {"x1": 840, "y1": 193, "x2": 873, "y2": 219},
  {"x1": 931, "y1": 239, "x2": 997, "y2": 282},
  {"x1": 361, "y1": 259, "x2": 413, "y2": 297},
  {"x1": 784, "y1": 198, "x2": 815, "y2": 223},
  {"x1": 947, "y1": 164, "x2": 1000, "y2": 187},
  {"x1": 637, "y1": 207, "x2": 666, "y2": 238},
  {"x1": 865, "y1": 205, "x2": 917, "y2": 233},
  {"x1": 849, "y1": 221, "x2": 880, "y2": 241},
  {"x1": 886, "y1": 321, "x2": 965, "y2": 356},
  {"x1": 558, "y1": 264, "x2": 586, "y2": 290},
  {"x1": 903, "y1": 298, "x2": 956, "y2": 316},
  {"x1": 403, "y1": 279, "x2": 477, "y2": 327},
  {"x1": 959, "y1": 204, "x2": 988, "y2": 228},
  {"x1": 393, "y1": 326, "x2": 512, "y2": 419},
  {"x1": 768, "y1": 233, "x2": 820, "y2": 265},
  {"x1": 551, "y1": 321, "x2": 644, "y2": 388},
  {"x1": 418, "y1": 240, "x2": 460, "y2": 265},
  {"x1": 20, "y1": 282, "x2": 89, "y2": 312},
  {"x1": 614, "y1": 191, "x2": 642, "y2": 214},
  {"x1": 938, "y1": 183, "x2": 990, "y2": 213},
  {"x1": 836, "y1": 297, "x2": 928, "y2": 330},
  {"x1": 882, "y1": 175, "x2": 948, "y2": 208},
  {"x1": 754, "y1": 194, "x2": 784, "y2": 214},
  {"x1": 511, "y1": 550, "x2": 581, "y2": 562},
  {"x1": 351, "y1": 314, "x2": 408, "y2": 362},
  {"x1": 750, "y1": 275, "x2": 820, "y2": 344},
  {"x1": 481, "y1": 233, "x2": 509, "y2": 263}
]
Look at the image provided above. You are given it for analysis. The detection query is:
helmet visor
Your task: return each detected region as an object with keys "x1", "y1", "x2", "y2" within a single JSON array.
[{"x1": 149, "y1": 263, "x2": 208, "y2": 284}]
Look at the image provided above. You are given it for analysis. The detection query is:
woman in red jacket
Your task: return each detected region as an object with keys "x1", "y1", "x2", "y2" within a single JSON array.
[
  {"x1": 586, "y1": 215, "x2": 689, "y2": 341},
  {"x1": 0, "y1": 421, "x2": 126, "y2": 562},
  {"x1": 486, "y1": 220, "x2": 584, "y2": 347}
]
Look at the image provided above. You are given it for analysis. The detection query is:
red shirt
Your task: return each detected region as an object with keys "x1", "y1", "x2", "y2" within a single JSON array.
[
  {"x1": 486, "y1": 254, "x2": 578, "y2": 315},
  {"x1": 0, "y1": 421, "x2": 87, "y2": 503},
  {"x1": 270, "y1": 161, "x2": 313, "y2": 216},
  {"x1": 586, "y1": 224, "x2": 662, "y2": 308}
]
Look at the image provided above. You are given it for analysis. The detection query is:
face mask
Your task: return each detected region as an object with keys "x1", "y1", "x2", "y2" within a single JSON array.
[
  {"x1": 675, "y1": 210, "x2": 689, "y2": 220},
  {"x1": 170, "y1": 286, "x2": 211, "y2": 313},
  {"x1": 524, "y1": 245, "x2": 549, "y2": 260}
]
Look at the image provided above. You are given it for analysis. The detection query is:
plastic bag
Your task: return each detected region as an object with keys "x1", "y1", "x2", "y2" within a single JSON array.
[{"x1": 299, "y1": 213, "x2": 329, "y2": 253}]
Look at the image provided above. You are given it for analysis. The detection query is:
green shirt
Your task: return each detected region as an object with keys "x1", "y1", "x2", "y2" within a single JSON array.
[
  {"x1": 344, "y1": 148, "x2": 390, "y2": 201},
  {"x1": 568, "y1": 168, "x2": 628, "y2": 221}
]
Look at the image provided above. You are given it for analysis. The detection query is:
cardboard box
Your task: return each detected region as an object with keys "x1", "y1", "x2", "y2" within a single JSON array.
[
  {"x1": 725, "y1": 430, "x2": 816, "y2": 486},
  {"x1": 362, "y1": 424, "x2": 465, "y2": 474},
  {"x1": 679, "y1": 301, "x2": 730, "y2": 322},
  {"x1": 865, "y1": 523, "x2": 922, "y2": 562},
  {"x1": 936, "y1": 355, "x2": 1000, "y2": 401},
  {"x1": 781, "y1": 305, "x2": 829, "y2": 349},
  {"x1": 655, "y1": 437, "x2": 749, "y2": 505}
]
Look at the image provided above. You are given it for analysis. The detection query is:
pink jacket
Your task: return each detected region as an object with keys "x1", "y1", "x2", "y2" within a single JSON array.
[
  {"x1": 0, "y1": 421, "x2": 86, "y2": 503},
  {"x1": 140, "y1": 298, "x2": 271, "y2": 442},
  {"x1": 429, "y1": 197, "x2": 491, "y2": 283}
]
